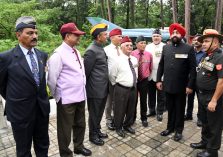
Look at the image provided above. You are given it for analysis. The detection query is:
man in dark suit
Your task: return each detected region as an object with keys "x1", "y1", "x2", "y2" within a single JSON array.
[
  {"x1": 0, "y1": 16, "x2": 50, "y2": 157},
  {"x1": 84, "y1": 23, "x2": 109, "y2": 146},
  {"x1": 156, "y1": 23, "x2": 196, "y2": 142}
]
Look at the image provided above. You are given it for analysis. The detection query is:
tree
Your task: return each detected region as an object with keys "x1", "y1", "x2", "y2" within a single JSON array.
[
  {"x1": 107, "y1": 0, "x2": 112, "y2": 21},
  {"x1": 145, "y1": 0, "x2": 150, "y2": 26},
  {"x1": 172, "y1": 0, "x2": 178, "y2": 23},
  {"x1": 130, "y1": 0, "x2": 135, "y2": 28},
  {"x1": 185, "y1": 0, "x2": 191, "y2": 42},
  {"x1": 126, "y1": 0, "x2": 130, "y2": 28},
  {"x1": 214, "y1": 0, "x2": 223, "y2": 33},
  {"x1": 101, "y1": 0, "x2": 106, "y2": 19},
  {"x1": 160, "y1": 0, "x2": 164, "y2": 29}
]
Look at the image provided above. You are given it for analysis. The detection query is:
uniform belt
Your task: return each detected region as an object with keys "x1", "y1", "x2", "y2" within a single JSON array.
[{"x1": 116, "y1": 83, "x2": 134, "y2": 89}]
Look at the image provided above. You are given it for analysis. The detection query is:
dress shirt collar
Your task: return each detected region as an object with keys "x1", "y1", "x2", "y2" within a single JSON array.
[
  {"x1": 110, "y1": 42, "x2": 119, "y2": 49},
  {"x1": 120, "y1": 52, "x2": 130, "y2": 60},
  {"x1": 136, "y1": 49, "x2": 144, "y2": 55},
  {"x1": 19, "y1": 44, "x2": 35, "y2": 56}
]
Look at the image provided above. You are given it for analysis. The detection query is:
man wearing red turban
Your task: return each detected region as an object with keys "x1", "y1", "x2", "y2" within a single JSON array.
[{"x1": 156, "y1": 23, "x2": 196, "y2": 142}]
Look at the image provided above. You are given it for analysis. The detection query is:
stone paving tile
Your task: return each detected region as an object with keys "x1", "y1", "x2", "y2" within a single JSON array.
[{"x1": 0, "y1": 99, "x2": 223, "y2": 157}]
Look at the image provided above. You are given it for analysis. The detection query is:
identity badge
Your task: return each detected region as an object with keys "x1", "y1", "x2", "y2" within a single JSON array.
[{"x1": 175, "y1": 54, "x2": 188, "y2": 59}]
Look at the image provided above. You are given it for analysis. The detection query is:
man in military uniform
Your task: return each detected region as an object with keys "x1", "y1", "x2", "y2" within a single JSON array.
[
  {"x1": 156, "y1": 23, "x2": 196, "y2": 142},
  {"x1": 190, "y1": 29, "x2": 223, "y2": 157}
]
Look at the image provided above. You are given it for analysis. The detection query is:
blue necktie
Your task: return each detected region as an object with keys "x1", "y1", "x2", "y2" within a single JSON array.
[{"x1": 28, "y1": 50, "x2": 40, "y2": 86}]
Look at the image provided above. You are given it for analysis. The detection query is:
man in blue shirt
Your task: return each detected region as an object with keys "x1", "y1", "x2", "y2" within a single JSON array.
[{"x1": 185, "y1": 34, "x2": 205, "y2": 127}]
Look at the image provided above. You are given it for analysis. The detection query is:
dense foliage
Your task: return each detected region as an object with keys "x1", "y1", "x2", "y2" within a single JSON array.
[{"x1": 0, "y1": 0, "x2": 221, "y2": 55}]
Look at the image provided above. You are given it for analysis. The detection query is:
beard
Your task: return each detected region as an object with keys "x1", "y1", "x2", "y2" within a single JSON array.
[{"x1": 171, "y1": 36, "x2": 181, "y2": 44}]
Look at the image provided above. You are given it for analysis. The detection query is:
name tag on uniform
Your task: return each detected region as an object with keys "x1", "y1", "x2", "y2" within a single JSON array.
[
  {"x1": 203, "y1": 61, "x2": 215, "y2": 71},
  {"x1": 175, "y1": 54, "x2": 188, "y2": 58},
  {"x1": 155, "y1": 51, "x2": 162, "y2": 57}
]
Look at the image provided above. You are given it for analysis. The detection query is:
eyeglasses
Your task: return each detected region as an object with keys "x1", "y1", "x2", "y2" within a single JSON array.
[{"x1": 125, "y1": 44, "x2": 133, "y2": 47}]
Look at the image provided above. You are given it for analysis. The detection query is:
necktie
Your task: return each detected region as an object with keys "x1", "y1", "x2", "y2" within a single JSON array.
[
  {"x1": 116, "y1": 46, "x2": 120, "y2": 56},
  {"x1": 28, "y1": 50, "x2": 40, "y2": 86},
  {"x1": 128, "y1": 57, "x2": 137, "y2": 88},
  {"x1": 138, "y1": 52, "x2": 144, "y2": 81},
  {"x1": 73, "y1": 48, "x2": 82, "y2": 69}
]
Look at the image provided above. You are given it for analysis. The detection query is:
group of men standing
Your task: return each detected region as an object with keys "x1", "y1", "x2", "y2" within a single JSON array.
[{"x1": 0, "y1": 15, "x2": 223, "y2": 157}]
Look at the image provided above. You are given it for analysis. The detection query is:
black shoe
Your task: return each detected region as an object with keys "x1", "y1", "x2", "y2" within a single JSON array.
[
  {"x1": 124, "y1": 126, "x2": 135, "y2": 134},
  {"x1": 184, "y1": 115, "x2": 193, "y2": 121},
  {"x1": 74, "y1": 147, "x2": 92, "y2": 156},
  {"x1": 197, "y1": 150, "x2": 217, "y2": 157},
  {"x1": 89, "y1": 137, "x2": 104, "y2": 146},
  {"x1": 197, "y1": 119, "x2": 202, "y2": 127},
  {"x1": 98, "y1": 130, "x2": 108, "y2": 139},
  {"x1": 107, "y1": 122, "x2": 115, "y2": 130},
  {"x1": 116, "y1": 129, "x2": 125, "y2": 137},
  {"x1": 190, "y1": 141, "x2": 207, "y2": 149},
  {"x1": 142, "y1": 120, "x2": 148, "y2": 127},
  {"x1": 173, "y1": 132, "x2": 182, "y2": 141},
  {"x1": 157, "y1": 114, "x2": 163, "y2": 121},
  {"x1": 147, "y1": 112, "x2": 156, "y2": 117},
  {"x1": 160, "y1": 129, "x2": 174, "y2": 136}
]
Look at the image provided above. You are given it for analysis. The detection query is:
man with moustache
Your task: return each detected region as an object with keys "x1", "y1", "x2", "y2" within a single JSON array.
[
  {"x1": 190, "y1": 29, "x2": 223, "y2": 157},
  {"x1": 184, "y1": 34, "x2": 205, "y2": 127},
  {"x1": 48, "y1": 23, "x2": 91, "y2": 156},
  {"x1": 156, "y1": 23, "x2": 196, "y2": 141},
  {"x1": 104, "y1": 28, "x2": 122, "y2": 130},
  {"x1": 110, "y1": 36, "x2": 138, "y2": 137},
  {"x1": 132, "y1": 35, "x2": 153, "y2": 127},
  {"x1": 84, "y1": 23, "x2": 109, "y2": 146},
  {"x1": 145, "y1": 29, "x2": 166, "y2": 121},
  {"x1": 0, "y1": 16, "x2": 50, "y2": 157}
]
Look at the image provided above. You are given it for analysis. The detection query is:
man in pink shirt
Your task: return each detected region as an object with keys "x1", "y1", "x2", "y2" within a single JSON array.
[
  {"x1": 131, "y1": 35, "x2": 153, "y2": 127},
  {"x1": 48, "y1": 23, "x2": 91, "y2": 156}
]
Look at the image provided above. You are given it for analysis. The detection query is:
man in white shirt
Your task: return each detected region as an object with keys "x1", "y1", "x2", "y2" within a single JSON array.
[
  {"x1": 145, "y1": 29, "x2": 166, "y2": 121},
  {"x1": 104, "y1": 28, "x2": 122, "y2": 130},
  {"x1": 109, "y1": 36, "x2": 138, "y2": 138}
]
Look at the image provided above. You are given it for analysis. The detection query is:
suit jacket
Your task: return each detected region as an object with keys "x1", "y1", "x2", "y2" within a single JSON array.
[
  {"x1": 157, "y1": 42, "x2": 196, "y2": 94},
  {"x1": 0, "y1": 45, "x2": 50, "y2": 122},
  {"x1": 84, "y1": 41, "x2": 109, "y2": 98}
]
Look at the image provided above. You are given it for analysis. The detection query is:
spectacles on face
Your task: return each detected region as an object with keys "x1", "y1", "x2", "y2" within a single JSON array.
[{"x1": 125, "y1": 44, "x2": 133, "y2": 47}]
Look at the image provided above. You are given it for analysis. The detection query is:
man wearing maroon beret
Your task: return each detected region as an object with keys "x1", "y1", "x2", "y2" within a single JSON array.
[
  {"x1": 109, "y1": 36, "x2": 138, "y2": 137},
  {"x1": 104, "y1": 28, "x2": 122, "y2": 131},
  {"x1": 156, "y1": 23, "x2": 196, "y2": 141},
  {"x1": 48, "y1": 22, "x2": 92, "y2": 156}
]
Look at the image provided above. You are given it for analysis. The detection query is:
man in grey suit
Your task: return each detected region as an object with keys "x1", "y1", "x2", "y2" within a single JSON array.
[
  {"x1": 0, "y1": 16, "x2": 50, "y2": 157},
  {"x1": 84, "y1": 23, "x2": 109, "y2": 146}
]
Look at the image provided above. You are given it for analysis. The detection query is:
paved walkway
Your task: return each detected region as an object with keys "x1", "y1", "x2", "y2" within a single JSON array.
[{"x1": 0, "y1": 99, "x2": 222, "y2": 157}]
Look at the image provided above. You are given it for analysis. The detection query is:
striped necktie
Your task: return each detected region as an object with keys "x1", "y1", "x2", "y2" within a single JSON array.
[
  {"x1": 128, "y1": 57, "x2": 137, "y2": 88},
  {"x1": 28, "y1": 50, "x2": 40, "y2": 86}
]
